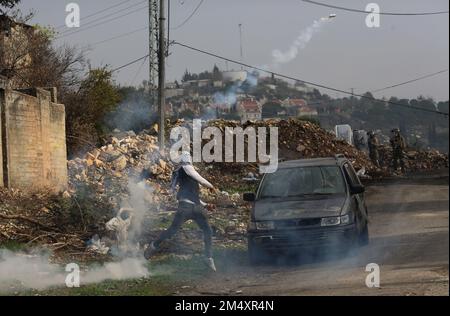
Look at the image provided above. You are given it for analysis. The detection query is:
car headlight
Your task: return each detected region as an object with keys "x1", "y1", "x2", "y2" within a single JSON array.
[
  {"x1": 340, "y1": 214, "x2": 352, "y2": 225},
  {"x1": 321, "y1": 216, "x2": 340, "y2": 227},
  {"x1": 255, "y1": 221, "x2": 275, "y2": 230},
  {"x1": 321, "y1": 214, "x2": 353, "y2": 227}
]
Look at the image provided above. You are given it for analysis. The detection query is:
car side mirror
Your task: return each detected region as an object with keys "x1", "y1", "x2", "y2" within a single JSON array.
[
  {"x1": 350, "y1": 184, "x2": 365, "y2": 195},
  {"x1": 243, "y1": 193, "x2": 256, "y2": 202}
]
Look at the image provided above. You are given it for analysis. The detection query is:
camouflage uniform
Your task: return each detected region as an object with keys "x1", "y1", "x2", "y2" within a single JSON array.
[
  {"x1": 390, "y1": 131, "x2": 406, "y2": 172},
  {"x1": 367, "y1": 133, "x2": 380, "y2": 167}
]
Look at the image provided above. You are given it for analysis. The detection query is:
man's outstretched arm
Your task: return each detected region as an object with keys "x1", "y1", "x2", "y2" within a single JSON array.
[{"x1": 183, "y1": 165, "x2": 214, "y2": 189}]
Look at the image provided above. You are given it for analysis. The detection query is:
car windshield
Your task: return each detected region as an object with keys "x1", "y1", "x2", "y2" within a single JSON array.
[{"x1": 258, "y1": 166, "x2": 346, "y2": 199}]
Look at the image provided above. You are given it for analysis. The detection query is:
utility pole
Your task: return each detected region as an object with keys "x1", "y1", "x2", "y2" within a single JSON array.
[
  {"x1": 148, "y1": 0, "x2": 159, "y2": 100},
  {"x1": 158, "y1": 0, "x2": 166, "y2": 151}
]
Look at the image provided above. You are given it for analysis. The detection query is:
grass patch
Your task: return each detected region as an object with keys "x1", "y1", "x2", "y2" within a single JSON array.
[
  {"x1": 4, "y1": 246, "x2": 249, "y2": 296},
  {"x1": 0, "y1": 241, "x2": 28, "y2": 252}
]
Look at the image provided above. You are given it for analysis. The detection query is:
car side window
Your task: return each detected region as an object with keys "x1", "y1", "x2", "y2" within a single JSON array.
[{"x1": 343, "y1": 163, "x2": 361, "y2": 186}]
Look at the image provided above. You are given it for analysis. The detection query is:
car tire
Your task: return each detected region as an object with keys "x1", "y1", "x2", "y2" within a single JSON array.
[{"x1": 358, "y1": 224, "x2": 369, "y2": 246}]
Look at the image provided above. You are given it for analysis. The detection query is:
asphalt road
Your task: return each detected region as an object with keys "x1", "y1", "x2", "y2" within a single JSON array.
[{"x1": 180, "y1": 178, "x2": 449, "y2": 296}]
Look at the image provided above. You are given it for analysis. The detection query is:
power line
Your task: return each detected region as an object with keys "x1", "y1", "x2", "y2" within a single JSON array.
[
  {"x1": 58, "y1": 0, "x2": 146, "y2": 36},
  {"x1": 172, "y1": 41, "x2": 448, "y2": 116},
  {"x1": 131, "y1": 55, "x2": 148, "y2": 85},
  {"x1": 171, "y1": 0, "x2": 205, "y2": 30},
  {"x1": 371, "y1": 69, "x2": 449, "y2": 93},
  {"x1": 111, "y1": 53, "x2": 156, "y2": 73},
  {"x1": 55, "y1": 0, "x2": 134, "y2": 30},
  {"x1": 302, "y1": 0, "x2": 449, "y2": 16},
  {"x1": 82, "y1": 26, "x2": 147, "y2": 49},
  {"x1": 56, "y1": 3, "x2": 147, "y2": 39}
]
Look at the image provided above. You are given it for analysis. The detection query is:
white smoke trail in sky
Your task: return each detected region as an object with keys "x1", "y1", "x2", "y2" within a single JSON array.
[{"x1": 272, "y1": 17, "x2": 333, "y2": 67}]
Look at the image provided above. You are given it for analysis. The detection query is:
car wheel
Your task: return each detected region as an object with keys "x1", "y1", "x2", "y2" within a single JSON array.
[{"x1": 358, "y1": 224, "x2": 369, "y2": 246}]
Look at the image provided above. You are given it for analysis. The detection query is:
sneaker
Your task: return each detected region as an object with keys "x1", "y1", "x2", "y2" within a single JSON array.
[
  {"x1": 205, "y1": 257, "x2": 217, "y2": 272},
  {"x1": 144, "y1": 241, "x2": 157, "y2": 260}
]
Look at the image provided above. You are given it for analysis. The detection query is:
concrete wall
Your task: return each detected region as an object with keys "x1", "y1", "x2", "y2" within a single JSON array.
[{"x1": 0, "y1": 85, "x2": 68, "y2": 192}]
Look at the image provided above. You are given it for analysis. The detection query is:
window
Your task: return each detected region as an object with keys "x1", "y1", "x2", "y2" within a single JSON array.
[
  {"x1": 343, "y1": 163, "x2": 361, "y2": 186},
  {"x1": 258, "y1": 166, "x2": 346, "y2": 199}
]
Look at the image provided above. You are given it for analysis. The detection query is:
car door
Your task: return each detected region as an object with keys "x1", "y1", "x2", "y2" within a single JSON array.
[{"x1": 343, "y1": 162, "x2": 368, "y2": 229}]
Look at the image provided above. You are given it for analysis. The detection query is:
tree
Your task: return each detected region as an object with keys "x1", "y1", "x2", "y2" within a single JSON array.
[
  {"x1": 0, "y1": 0, "x2": 20, "y2": 14},
  {"x1": 262, "y1": 102, "x2": 284, "y2": 118},
  {"x1": 65, "y1": 68, "x2": 121, "y2": 155},
  {"x1": 212, "y1": 64, "x2": 222, "y2": 81}
]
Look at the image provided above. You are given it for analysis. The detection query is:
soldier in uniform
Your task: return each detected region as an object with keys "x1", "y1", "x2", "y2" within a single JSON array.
[
  {"x1": 367, "y1": 131, "x2": 380, "y2": 168},
  {"x1": 390, "y1": 128, "x2": 407, "y2": 173}
]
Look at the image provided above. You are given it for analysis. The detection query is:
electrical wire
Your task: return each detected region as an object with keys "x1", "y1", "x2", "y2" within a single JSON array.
[
  {"x1": 82, "y1": 26, "x2": 148, "y2": 49},
  {"x1": 370, "y1": 69, "x2": 449, "y2": 93},
  {"x1": 55, "y1": 0, "x2": 134, "y2": 30},
  {"x1": 131, "y1": 55, "x2": 149, "y2": 84},
  {"x1": 301, "y1": 0, "x2": 449, "y2": 16},
  {"x1": 56, "y1": 3, "x2": 147, "y2": 39},
  {"x1": 170, "y1": 0, "x2": 205, "y2": 30},
  {"x1": 172, "y1": 41, "x2": 448, "y2": 116},
  {"x1": 111, "y1": 54, "x2": 149, "y2": 73}
]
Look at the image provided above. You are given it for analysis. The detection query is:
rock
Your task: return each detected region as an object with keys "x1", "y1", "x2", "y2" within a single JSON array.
[
  {"x1": 296, "y1": 144, "x2": 306, "y2": 152},
  {"x1": 62, "y1": 191, "x2": 71, "y2": 199},
  {"x1": 112, "y1": 155, "x2": 128, "y2": 171}
]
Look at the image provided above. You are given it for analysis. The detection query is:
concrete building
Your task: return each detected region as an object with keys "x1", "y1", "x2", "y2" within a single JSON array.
[
  {"x1": 0, "y1": 77, "x2": 68, "y2": 192},
  {"x1": 238, "y1": 98, "x2": 262, "y2": 123}
]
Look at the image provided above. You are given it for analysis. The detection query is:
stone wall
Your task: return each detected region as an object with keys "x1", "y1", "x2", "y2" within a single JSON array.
[{"x1": 0, "y1": 84, "x2": 68, "y2": 192}]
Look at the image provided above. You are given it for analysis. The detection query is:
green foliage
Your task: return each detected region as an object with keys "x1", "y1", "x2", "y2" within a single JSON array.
[
  {"x1": 262, "y1": 101, "x2": 284, "y2": 118},
  {"x1": 51, "y1": 182, "x2": 116, "y2": 232},
  {"x1": 80, "y1": 68, "x2": 121, "y2": 122}
]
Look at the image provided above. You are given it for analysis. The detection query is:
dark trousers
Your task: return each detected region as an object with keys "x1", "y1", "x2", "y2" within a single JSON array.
[
  {"x1": 393, "y1": 149, "x2": 406, "y2": 171},
  {"x1": 155, "y1": 202, "x2": 213, "y2": 257}
]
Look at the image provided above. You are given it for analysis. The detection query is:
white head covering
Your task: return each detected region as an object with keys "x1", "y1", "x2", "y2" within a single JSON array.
[{"x1": 180, "y1": 151, "x2": 192, "y2": 165}]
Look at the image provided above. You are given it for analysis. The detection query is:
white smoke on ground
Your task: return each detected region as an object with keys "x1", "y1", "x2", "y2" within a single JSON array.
[
  {"x1": 0, "y1": 249, "x2": 149, "y2": 292},
  {"x1": 272, "y1": 17, "x2": 333, "y2": 67},
  {"x1": 0, "y1": 176, "x2": 157, "y2": 293}
]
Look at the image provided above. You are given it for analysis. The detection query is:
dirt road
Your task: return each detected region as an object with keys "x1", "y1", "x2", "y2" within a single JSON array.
[{"x1": 180, "y1": 179, "x2": 449, "y2": 296}]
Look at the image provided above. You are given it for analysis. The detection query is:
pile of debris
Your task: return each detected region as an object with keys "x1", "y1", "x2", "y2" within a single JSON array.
[
  {"x1": 206, "y1": 118, "x2": 378, "y2": 175},
  {"x1": 67, "y1": 130, "x2": 174, "y2": 210},
  {"x1": 378, "y1": 145, "x2": 449, "y2": 172}
]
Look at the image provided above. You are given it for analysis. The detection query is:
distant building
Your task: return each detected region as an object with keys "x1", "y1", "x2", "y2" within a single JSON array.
[
  {"x1": 213, "y1": 80, "x2": 223, "y2": 88},
  {"x1": 298, "y1": 106, "x2": 318, "y2": 117},
  {"x1": 294, "y1": 81, "x2": 315, "y2": 94},
  {"x1": 180, "y1": 101, "x2": 201, "y2": 115},
  {"x1": 222, "y1": 70, "x2": 247, "y2": 83},
  {"x1": 281, "y1": 98, "x2": 317, "y2": 117},
  {"x1": 210, "y1": 103, "x2": 233, "y2": 114},
  {"x1": 283, "y1": 98, "x2": 308, "y2": 108},
  {"x1": 238, "y1": 98, "x2": 262, "y2": 123},
  {"x1": 165, "y1": 88, "x2": 184, "y2": 98}
]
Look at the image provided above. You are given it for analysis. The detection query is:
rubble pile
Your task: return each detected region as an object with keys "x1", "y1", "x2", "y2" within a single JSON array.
[
  {"x1": 207, "y1": 118, "x2": 377, "y2": 175},
  {"x1": 0, "y1": 188, "x2": 88, "y2": 256},
  {"x1": 68, "y1": 130, "x2": 174, "y2": 210},
  {"x1": 378, "y1": 145, "x2": 449, "y2": 172}
]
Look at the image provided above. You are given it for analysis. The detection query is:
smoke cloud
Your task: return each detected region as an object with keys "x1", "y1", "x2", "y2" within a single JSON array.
[
  {"x1": 0, "y1": 249, "x2": 149, "y2": 292},
  {"x1": 272, "y1": 17, "x2": 333, "y2": 67}
]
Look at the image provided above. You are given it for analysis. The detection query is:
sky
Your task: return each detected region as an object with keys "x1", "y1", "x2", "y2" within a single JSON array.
[{"x1": 15, "y1": 0, "x2": 450, "y2": 101}]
